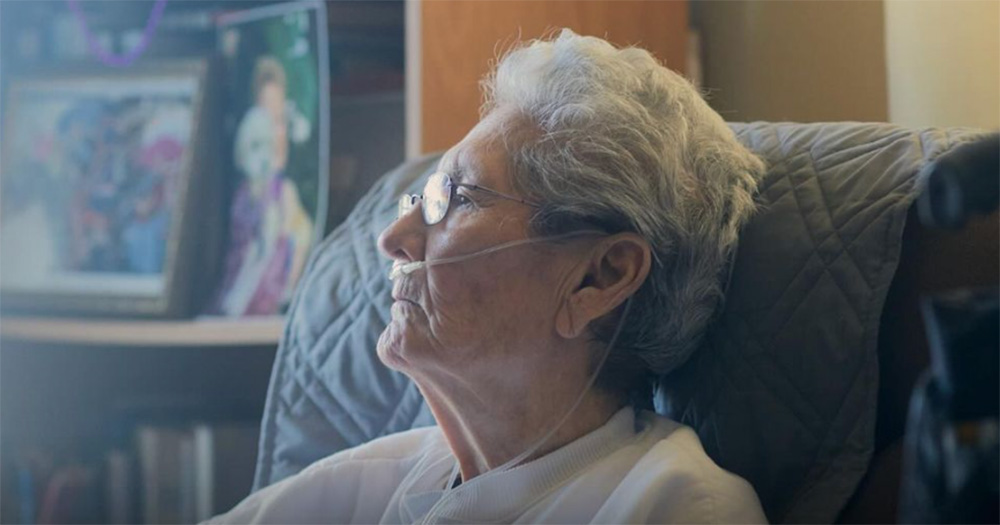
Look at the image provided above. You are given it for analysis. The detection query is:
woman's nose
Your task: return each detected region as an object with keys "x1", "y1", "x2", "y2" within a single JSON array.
[{"x1": 377, "y1": 201, "x2": 426, "y2": 263}]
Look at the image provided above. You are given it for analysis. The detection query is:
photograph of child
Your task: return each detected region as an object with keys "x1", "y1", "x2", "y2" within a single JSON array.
[
  {"x1": 212, "y1": 2, "x2": 327, "y2": 317},
  {"x1": 215, "y1": 58, "x2": 314, "y2": 316}
]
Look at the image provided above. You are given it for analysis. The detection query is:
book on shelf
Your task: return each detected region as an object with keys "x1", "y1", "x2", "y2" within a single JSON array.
[
  {"x1": 9, "y1": 447, "x2": 101, "y2": 525},
  {"x1": 193, "y1": 422, "x2": 261, "y2": 520},
  {"x1": 137, "y1": 421, "x2": 260, "y2": 523},
  {"x1": 105, "y1": 449, "x2": 133, "y2": 525},
  {"x1": 137, "y1": 425, "x2": 192, "y2": 524}
]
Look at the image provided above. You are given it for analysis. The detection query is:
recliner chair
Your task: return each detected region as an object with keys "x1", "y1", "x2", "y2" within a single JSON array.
[{"x1": 252, "y1": 122, "x2": 997, "y2": 523}]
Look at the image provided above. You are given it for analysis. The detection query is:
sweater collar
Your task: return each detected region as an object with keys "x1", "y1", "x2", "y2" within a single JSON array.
[{"x1": 406, "y1": 406, "x2": 643, "y2": 523}]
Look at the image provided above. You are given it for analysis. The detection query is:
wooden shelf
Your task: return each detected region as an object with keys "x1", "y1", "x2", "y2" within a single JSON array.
[{"x1": 0, "y1": 315, "x2": 285, "y2": 347}]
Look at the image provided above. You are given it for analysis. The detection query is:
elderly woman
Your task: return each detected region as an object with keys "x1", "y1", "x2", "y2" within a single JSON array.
[{"x1": 212, "y1": 30, "x2": 767, "y2": 524}]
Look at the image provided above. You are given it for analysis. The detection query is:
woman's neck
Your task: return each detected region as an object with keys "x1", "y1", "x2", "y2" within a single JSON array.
[{"x1": 416, "y1": 369, "x2": 623, "y2": 482}]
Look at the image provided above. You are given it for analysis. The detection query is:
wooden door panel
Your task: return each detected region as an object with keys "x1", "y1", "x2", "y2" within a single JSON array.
[{"x1": 419, "y1": 0, "x2": 688, "y2": 153}]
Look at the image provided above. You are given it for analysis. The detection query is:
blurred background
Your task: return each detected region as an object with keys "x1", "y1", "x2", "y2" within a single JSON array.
[{"x1": 0, "y1": 0, "x2": 996, "y2": 523}]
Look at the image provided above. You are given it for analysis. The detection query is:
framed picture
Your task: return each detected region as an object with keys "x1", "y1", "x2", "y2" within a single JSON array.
[
  {"x1": 210, "y1": 0, "x2": 330, "y2": 317},
  {"x1": 0, "y1": 60, "x2": 222, "y2": 317}
]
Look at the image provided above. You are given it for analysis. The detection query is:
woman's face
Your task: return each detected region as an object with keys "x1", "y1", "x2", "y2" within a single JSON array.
[{"x1": 376, "y1": 112, "x2": 586, "y2": 391}]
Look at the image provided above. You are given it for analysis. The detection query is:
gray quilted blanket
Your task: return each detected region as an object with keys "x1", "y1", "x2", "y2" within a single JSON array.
[{"x1": 253, "y1": 122, "x2": 982, "y2": 523}]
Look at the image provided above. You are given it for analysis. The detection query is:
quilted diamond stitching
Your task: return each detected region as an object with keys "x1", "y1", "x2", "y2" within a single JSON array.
[
  {"x1": 680, "y1": 309, "x2": 827, "y2": 447},
  {"x1": 258, "y1": 126, "x2": 985, "y2": 523},
  {"x1": 729, "y1": 314, "x2": 827, "y2": 437},
  {"x1": 807, "y1": 144, "x2": 882, "y2": 293},
  {"x1": 783, "y1": 348, "x2": 875, "y2": 517},
  {"x1": 285, "y1": 352, "x2": 368, "y2": 442},
  {"x1": 784, "y1": 151, "x2": 905, "y2": 328},
  {"x1": 665, "y1": 123, "x2": 955, "y2": 521},
  {"x1": 783, "y1": 175, "x2": 865, "y2": 330}
]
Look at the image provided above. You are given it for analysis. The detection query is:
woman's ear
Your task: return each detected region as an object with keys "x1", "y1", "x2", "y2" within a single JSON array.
[{"x1": 555, "y1": 233, "x2": 652, "y2": 340}]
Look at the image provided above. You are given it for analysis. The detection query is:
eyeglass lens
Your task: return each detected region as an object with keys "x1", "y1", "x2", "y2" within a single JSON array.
[
  {"x1": 397, "y1": 172, "x2": 453, "y2": 225},
  {"x1": 423, "y1": 172, "x2": 450, "y2": 225},
  {"x1": 397, "y1": 194, "x2": 416, "y2": 218}
]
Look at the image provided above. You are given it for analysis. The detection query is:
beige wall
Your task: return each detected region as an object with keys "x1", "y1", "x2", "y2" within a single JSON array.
[
  {"x1": 696, "y1": 0, "x2": 889, "y2": 122},
  {"x1": 884, "y1": 0, "x2": 1000, "y2": 129}
]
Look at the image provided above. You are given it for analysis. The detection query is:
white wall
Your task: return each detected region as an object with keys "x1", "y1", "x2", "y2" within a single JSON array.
[{"x1": 884, "y1": 0, "x2": 1000, "y2": 129}]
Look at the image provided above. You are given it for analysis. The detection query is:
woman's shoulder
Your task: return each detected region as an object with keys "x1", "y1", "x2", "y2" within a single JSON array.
[
  {"x1": 621, "y1": 410, "x2": 767, "y2": 523},
  {"x1": 633, "y1": 410, "x2": 754, "y2": 488},
  {"x1": 637, "y1": 413, "x2": 745, "y2": 484}
]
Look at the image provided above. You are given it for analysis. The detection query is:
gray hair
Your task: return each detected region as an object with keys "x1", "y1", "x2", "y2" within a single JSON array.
[{"x1": 481, "y1": 30, "x2": 766, "y2": 401}]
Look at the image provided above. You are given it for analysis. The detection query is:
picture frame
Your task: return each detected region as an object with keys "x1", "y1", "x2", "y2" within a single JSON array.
[
  {"x1": 0, "y1": 59, "x2": 222, "y2": 318},
  {"x1": 208, "y1": 0, "x2": 330, "y2": 317}
]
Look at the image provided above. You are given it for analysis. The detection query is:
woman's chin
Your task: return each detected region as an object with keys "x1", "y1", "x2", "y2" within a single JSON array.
[
  {"x1": 376, "y1": 320, "x2": 417, "y2": 373},
  {"x1": 378, "y1": 301, "x2": 423, "y2": 362},
  {"x1": 376, "y1": 327, "x2": 401, "y2": 370}
]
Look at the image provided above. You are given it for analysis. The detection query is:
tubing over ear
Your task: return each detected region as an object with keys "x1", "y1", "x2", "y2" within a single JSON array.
[{"x1": 553, "y1": 233, "x2": 652, "y2": 341}]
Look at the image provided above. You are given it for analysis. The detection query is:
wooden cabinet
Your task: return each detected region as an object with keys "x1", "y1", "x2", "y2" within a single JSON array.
[{"x1": 406, "y1": 0, "x2": 689, "y2": 155}]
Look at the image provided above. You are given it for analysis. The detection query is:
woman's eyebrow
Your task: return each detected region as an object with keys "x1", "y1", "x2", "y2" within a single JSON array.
[{"x1": 448, "y1": 165, "x2": 470, "y2": 183}]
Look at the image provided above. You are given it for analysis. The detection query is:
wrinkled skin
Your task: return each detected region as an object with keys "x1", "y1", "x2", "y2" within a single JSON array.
[{"x1": 377, "y1": 109, "x2": 651, "y2": 480}]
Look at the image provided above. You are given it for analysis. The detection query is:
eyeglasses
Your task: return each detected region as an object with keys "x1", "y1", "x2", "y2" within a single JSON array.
[{"x1": 397, "y1": 171, "x2": 539, "y2": 225}]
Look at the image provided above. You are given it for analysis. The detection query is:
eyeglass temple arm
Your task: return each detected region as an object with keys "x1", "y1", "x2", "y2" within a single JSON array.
[{"x1": 455, "y1": 182, "x2": 540, "y2": 208}]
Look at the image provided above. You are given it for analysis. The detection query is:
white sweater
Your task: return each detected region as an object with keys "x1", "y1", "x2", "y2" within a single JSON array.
[{"x1": 209, "y1": 408, "x2": 767, "y2": 524}]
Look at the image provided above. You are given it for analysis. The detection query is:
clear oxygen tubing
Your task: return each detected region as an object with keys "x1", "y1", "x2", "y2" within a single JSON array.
[
  {"x1": 385, "y1": 228, "x2": 636, "y2": 523},
  {"x1": 387, "y1": 230, "x2": 609, "y2": 281},
  {"x1": 414, "y1": 296, "x2": 633, "y2": 524},
  {"x1": 384, "y1": 229, "x2": 621, "y2": 521}
]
